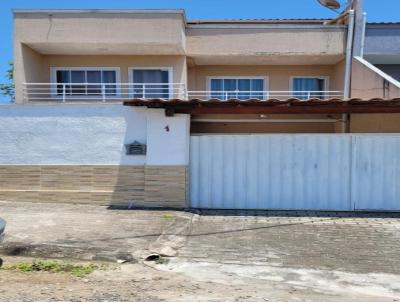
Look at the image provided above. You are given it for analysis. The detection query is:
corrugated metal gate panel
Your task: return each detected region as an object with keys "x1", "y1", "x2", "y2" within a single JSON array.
[
  {"x1": 190, "y1": 135, "x2": 352, "y2": 210},
  {"x1": 352, "y1": 135, "x2": 400, "y2": 211}
]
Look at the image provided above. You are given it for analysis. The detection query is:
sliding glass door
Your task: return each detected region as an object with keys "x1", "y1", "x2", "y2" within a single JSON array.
[
  {"x1": 209, "y1": 78, "x2": 265, "y2": 100},
  {"x1": 131, "y1": 69, "x2": 170, "y2": 99},
  {"x1": 54, "y1": 68, "x2": 118, "y2": 97},
  {"x1": 292, "y1": 77, "x2": 326, "y2": 99}
]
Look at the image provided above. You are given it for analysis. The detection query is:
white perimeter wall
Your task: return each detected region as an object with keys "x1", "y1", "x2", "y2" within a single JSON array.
[{"x1": 0, "y1": 104, "x2": 190, "y2": 165}]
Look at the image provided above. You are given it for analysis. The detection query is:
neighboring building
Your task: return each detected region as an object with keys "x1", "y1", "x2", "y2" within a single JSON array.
[
  {"x1": 364, "y1": 22, "x2": 400, "y2": 81},
  {"x1": 350, "y1": 21, "x2": 400, "y2": 132},
  {"x1": 1, "y1": 5, "x2": 400, "y2": 211}
]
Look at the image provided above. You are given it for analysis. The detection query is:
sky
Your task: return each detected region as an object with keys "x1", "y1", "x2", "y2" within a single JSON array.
[{"x1": 0, "y1": 0, "x2": 399, "y2": 102}]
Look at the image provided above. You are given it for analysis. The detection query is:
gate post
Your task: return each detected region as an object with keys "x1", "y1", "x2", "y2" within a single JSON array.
[{"x1": 145, "y1": 109, "x2": 191, "y2": 208}]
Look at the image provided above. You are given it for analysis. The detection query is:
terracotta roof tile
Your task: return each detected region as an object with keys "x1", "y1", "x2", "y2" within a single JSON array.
[
  {"x1": 123, "y1": 98, "x2": 400, "y2": 114},
  {"x1": 125, "y1": 97, "x2": 400, "y2": 105}
]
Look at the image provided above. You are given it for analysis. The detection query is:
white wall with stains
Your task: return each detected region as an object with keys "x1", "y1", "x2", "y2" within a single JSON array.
[
  {"x1": 0, "y1": 104, "x2": 146, "y2": 165},
  {"x1": 0, "y1": 104, "x2": 189, "y2": 166}
]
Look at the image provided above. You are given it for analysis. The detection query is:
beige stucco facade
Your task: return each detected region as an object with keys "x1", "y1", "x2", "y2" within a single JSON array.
[
  {"x1": 14, "y1": 10, "x2": 350, "y2": 104},
  {"x1": 186, "y1": 26, "x2": 345, "y2": 65},
  {"x1": 14, "y1": 10, "x2": 400, "y2": 103},
  {"x1": 12, "y1": 9, "x2": 400, "y2": 135},
  {"x1": 20, "y1": 53, "x2": 187, "y2": 86},
  {"x1": 14, "y1": 11, "x2": 186, "y2": 55},
  {"x1": 188, "y1": 64, "x2": 344, "y2": 92},
  {"x1": 350, "y1": 114, "x2": 400, "y2": 133},
  {"x1": 351, "y1": 57, "x2": 400, "y2": 99},
  {"x1": 15, "y1": 50, "x2": 346, "y2": 103}
]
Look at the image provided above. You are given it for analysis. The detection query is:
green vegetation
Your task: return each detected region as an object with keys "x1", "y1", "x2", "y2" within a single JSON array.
[
  {"x1": 160, "y1": 214, "x2": 175, "y2": 220},
  {"x1": 2, "y1": 260, "x2": 104, "y2": 277},
  {"x1": 0, "y1": 62, "x2": 15, "y2": 102}
]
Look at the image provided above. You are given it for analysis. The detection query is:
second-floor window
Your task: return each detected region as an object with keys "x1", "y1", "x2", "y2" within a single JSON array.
[
  {"x1": 209, "y1": 77, "x2": 266, "y2": 100},
  {"x1": 292, "y1": 77, "x2": 327, "y2": 99},
  {"x1": 52, "y1": 68, "x2": 119, "y2": 97},
  {"x1": 130, "y1": 68, "x2": 171, "y2": 99}
]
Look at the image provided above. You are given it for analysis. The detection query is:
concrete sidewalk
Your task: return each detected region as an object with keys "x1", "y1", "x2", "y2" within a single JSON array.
[
  {"x1": 1, "y1": 201, "x2": 400, "y2": 274},
  {"x1": 0, "y1": 201, "x2": 192, "y2": 261}
]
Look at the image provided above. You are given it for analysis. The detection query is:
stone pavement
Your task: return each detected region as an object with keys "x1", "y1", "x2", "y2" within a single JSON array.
[
  {"x1": 179, "y1": 210, "x2": 400, "y2": 274},
  {"x1": 1, "y1": 201, "x2": 400, "y2": 275}
]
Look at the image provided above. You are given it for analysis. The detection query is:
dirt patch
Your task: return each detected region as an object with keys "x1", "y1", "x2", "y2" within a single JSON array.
[{"x1": 0, "y1": 256, "x2": 397, "y2": 302}]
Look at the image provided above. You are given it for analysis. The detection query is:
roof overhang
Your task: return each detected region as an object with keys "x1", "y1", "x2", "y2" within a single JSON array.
[{"x1": 123, "y1": 98, "x2": 400, "y2": 116}]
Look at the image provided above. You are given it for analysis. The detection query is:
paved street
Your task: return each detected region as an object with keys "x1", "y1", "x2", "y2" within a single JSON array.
[
  {"x1": 1, "y1": 201, "x2": 400, "y2": 301},
  {"x1": 181, "y1": 210, "x2": 400, "y2": 274}
]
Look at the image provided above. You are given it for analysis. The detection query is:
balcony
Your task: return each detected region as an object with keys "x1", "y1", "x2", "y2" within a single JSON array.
[
  {"x1": 14, "y1": 10, "x2": 186, "y2": 56},
  {"x1": 23, "y1": 83, "x2": 187, "y2": 102},
  {"x1": 22, "y1": 83, "x2": 343, "y2": 102},
  {"x1": 186, "y1": 25, "x2": 346, "y2": 65}
]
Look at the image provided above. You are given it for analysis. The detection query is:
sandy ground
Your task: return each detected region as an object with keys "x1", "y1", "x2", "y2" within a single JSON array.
[{"x1": 0, "y1": 256, "x2": 399, "y2": 302}]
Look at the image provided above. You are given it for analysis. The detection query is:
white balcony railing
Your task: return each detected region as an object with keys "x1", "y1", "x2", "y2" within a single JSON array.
[
  {"x1": 188, "y1": 91, "x2": 344, "y2": 100},
  {"x1": 23, "y1": 83, "x2": 187, "y2": 102},
  {"x1": 22, "y1": 83, "x2": 343, "y2": 102}
]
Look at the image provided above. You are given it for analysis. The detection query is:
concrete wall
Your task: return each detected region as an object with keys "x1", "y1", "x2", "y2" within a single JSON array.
[
  {"x1": 41, "y1": 55, "x2": 187, "y2": 85},
  {"x1": 190, "y1": 114, "x2": 344, "y2": 134},
  {"x1": 15, "y1": 53, "x2": 187, "y2": 104},
  {"x1": 14, "y1": 10, "x2": 349, "y2": 104},
  {"x1": 17, "y1": 51, "x2": 343, "y2": 103},
  {"x1": 146, "y1": 109, "x2": 190, "y2": 165},
  {"x1": 331, "y1": 59, "x2": 346, "y2": 93},
  {"x1": 14, "y1": 10, "x2": 187, "y2": 103},
  {"x1": 0, "y1": 104, "x2": 190, "y2": 207},
  {"x1": 187, "y1": 65, "x2": 338, "y2": 92},
  {"x1": 186, "y1": 26, "x2": 345, "y2": 65},
  {"x1": 0, "y1": 104, "x2": 147, "y2": 165},
  {"x1": 14, "y1": 11, "x2": 186, "y2": 55},
  {"x1": 350, "y1": 114, "x2": 400, "y2": 133},
  {"x1": 351, "y1": 57, "x2": 400, "y2": 99}
]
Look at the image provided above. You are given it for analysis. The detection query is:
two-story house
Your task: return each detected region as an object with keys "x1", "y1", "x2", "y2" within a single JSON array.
[{"x1": 1, "y1": 4, "x2": 400, "y2": 211}]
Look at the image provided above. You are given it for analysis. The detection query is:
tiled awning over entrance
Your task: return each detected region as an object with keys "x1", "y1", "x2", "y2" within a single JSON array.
[{"x1": 123, "y1": 98, "x2": 400, "y2": 115}]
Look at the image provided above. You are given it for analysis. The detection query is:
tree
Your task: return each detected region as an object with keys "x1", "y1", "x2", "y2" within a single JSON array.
[{"x1": 0, "y1": 62, "x2": 15, "y2": 103}]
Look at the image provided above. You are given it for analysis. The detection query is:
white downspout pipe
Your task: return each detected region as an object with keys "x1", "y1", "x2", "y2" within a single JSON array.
[
  {"x1": 344, "y1": 10, "x2": 355, "y2": 100},
  {"x1": 360, "y1": 12, "x2": 367, "y2": 58},
  {"x1": 342, "y1": 9, "x2": 355, "y2": 133}
]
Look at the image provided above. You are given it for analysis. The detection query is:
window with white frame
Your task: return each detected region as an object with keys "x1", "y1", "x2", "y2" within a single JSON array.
[
  {"x1": 130, "y1": 68, "x2": 171, "y2": 99},
  {"x1": 209, "y1": 77, "x2": 266, "y2": 100},
  {"x1": 292, "y1": 77, "x2": 327, "y2": 99},
  {"x1": 52, "y1": 68, "x2": 119, "y2": 97}
]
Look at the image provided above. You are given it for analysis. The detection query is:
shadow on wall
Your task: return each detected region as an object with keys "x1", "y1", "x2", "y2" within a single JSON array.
[
  {"x1": 109, "y1": 108, "x2": 190, "y2": 209},
  {"x1": 0, "y1": 104, "x2": 147, "y2": 205},
  {"x1": 108, "y1": 106, "x2": 147, "y2": 208}
]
